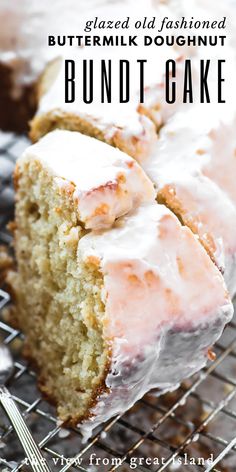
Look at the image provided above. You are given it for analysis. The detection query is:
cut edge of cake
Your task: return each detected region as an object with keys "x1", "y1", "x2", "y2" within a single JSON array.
[{"x1": 7, "y1": 135, "x2": 233, "y2": 432}]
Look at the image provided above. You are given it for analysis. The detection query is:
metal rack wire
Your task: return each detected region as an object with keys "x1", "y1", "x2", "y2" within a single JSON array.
[{"x1": 1, "y1": 133, "x2": 236, "y2": 472}]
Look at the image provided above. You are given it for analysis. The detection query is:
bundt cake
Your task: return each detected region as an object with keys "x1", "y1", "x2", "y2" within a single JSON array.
[
  {"x1": 9, "y1": 129, "x2": 233, "y2": 433},
  {"x1": 2, "y1": 0, "x2": 236, "y2": 439}
]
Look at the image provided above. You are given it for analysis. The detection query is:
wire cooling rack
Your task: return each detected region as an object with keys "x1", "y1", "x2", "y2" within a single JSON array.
[{"x1": 1, "y1": 133, "x2": 236, "y2": 472}]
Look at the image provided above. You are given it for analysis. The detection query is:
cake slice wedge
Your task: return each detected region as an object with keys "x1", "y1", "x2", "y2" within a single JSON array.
[
  {"x1": 29, "y1": 54, "x2": 158, "y2": 162},
  {"x1": 8, "y1": 130, "x2": 233, "y2": 434},
  {"x1": 144, "y1": 105, "x2": 236, "y2": 296}
]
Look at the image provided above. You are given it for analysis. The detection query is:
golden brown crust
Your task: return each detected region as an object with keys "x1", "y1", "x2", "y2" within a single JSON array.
[
  {"x1": 13, "y1": 163, "x2": 21, "y2": 192},
  {"x1": 30, "y1": 111, "x2": 107, "y2": 144},
  {"x1": 30, "y1": 110, "x2": 150, "y2": 161},
  {"x1": 157, "y1": 185, "x2": 218, "y2": 267},
  {"x1": 137, "y1": 102, "x2": 160, "y2": 131}
]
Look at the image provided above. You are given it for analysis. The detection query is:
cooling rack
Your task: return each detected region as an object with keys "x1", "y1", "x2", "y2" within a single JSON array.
[{"x1": 1, "y1": 133, "x2": 236, "y2": 472}]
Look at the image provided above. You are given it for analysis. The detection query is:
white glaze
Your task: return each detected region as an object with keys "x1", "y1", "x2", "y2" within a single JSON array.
[
  {"x1": 20, "y1": 129, "x2": 155, "y2": 229},
  {"x1": 0, "y1": 0, "x2": 186, "y2": 88},
  {"x1": 36, "y1": 51, "x2": 159, "y2": 161},
  {"x1": 0, "y1": 0, "x2": 122, "y2": 95},
  {"x1": 1, "y1": 0, "x2": 196, "y2": 157},
  {"x1": 78, "y1": 203, "x2": 233, "y2": 438},
  {"x1": 32, "y1": 0, "x2": 236, "y2": 162},
  {"x1": 143, "y1": 99, "x2": 236, "y2": 295},
  {"x1": 32, "y1": 0, "x2": 186, "y2": 160},
  {"x1": 4, "y1": 0, "x2": 236, "y2": 439}
]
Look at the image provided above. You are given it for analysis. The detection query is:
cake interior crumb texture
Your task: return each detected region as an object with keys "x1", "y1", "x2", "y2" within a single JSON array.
[{"x1": 11, "y1": 158, "x2": 110, "y2": 423}]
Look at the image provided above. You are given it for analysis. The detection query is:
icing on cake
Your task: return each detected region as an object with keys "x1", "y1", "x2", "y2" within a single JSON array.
[
  {"x1": 21, "y1": 129, "x2": 155, "y2": 230},
  {"x1": 144, "y1": 101, "x2": 236, "y2": 295},
  {"x1": 78, "y1": 203, "x2": 233, "y2": 437}
]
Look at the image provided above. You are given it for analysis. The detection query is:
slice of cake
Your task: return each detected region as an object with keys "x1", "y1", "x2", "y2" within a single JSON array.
[
  {"x1": 144, "y1": 104, "x2": 236, "y2": 296},
  {"x1": 77, "y1": 203, "x2": 233, "y2": 436},
  {"x1": 9, "y1": 132, "x2": 233, "y2": 434},
  {"x1": 14, "y1": 129, "x2": 155, "y2": 230},
  {"x1": 29, "y1": 49, "x2": 160, "y2": 162},
  {"x1": 28, "y1": 0, "x2": 189, "y2": 161},
  {"x1": 30, "y1": 52, "x2": 188, "y2": 161}
]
